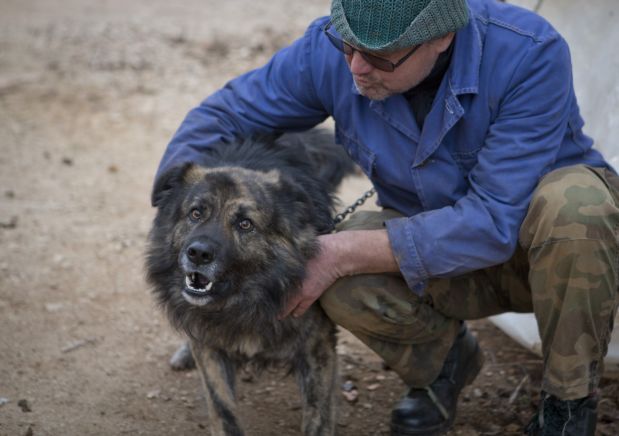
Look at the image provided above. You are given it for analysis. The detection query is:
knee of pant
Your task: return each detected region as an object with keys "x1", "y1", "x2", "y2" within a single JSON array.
[
  {"x1": 519, "y1": 166, "x2": 619, "y2": 249},
  {"x1": 319, "y1": 279, "x2": 366, "y2": 332},
  {"x1": 319, "y1": 274, "x2": 413, "y2": 332}
]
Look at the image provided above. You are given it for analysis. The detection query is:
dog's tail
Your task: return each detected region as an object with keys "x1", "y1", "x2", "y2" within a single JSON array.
[{"x1": 275, "y1": 129, "x2": 358, "y2": 192}]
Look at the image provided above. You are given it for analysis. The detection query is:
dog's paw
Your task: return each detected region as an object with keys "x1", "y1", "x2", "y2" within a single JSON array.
[{"x1": 169, "y1": 342, "x2": 196, "y2": 371}]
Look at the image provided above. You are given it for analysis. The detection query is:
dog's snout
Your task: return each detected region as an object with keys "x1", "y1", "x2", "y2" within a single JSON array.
[{"x1": 186, "y1": 241, "x2": 216, "y2": 265}]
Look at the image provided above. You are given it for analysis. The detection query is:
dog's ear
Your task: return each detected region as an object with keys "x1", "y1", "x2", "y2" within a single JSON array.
[
  {"x1": 151, "y1": 163, "x2": 194, "y2": 207},
  {"x1": 275, "y1": 177, "x2": 335, "y2": 235}
]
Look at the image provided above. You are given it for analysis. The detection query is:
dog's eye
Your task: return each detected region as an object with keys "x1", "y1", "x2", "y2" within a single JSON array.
[
  {"x1": 237, "y1": 219, "x2": 254, "y2": 232},
  {"x1": 189, "y1": 208, "x2": 202, "y2": 221}
]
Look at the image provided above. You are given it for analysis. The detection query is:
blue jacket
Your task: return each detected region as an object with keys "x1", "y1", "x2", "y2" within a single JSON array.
[{"x1": 156, "y1": 0, "x2": 610, "y2": 294}]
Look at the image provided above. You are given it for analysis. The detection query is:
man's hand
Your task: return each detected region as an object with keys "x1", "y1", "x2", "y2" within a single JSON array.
[
  {"x1": 279, "y1": 234, "x2": 343, "y2": 319},
  {"x1": 278, "y1": 229, "x2": 400, "y2": 319}
]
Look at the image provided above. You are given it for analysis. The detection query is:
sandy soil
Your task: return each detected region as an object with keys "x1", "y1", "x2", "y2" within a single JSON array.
[{"x1": 0, "y1": 1, "x2": 617, "y2": 435}]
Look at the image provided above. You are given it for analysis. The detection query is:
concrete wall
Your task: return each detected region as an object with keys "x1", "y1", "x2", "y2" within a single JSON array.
[
  {"x1": 492, "y1": 1, "x2": 619, "y2": 368},
  {"x1": 511, "y1": 0, "x2": 619, "y2": 167}
]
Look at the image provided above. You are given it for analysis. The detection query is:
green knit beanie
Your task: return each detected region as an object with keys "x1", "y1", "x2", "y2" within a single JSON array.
[{"x1": 330, "y1": 0, "x2": 469, "y2": 52}]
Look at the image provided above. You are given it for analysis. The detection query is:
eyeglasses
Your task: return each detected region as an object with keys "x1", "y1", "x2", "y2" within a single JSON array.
[{"x1": 323, "y1": 22, "x2": 420, "y2": 72}]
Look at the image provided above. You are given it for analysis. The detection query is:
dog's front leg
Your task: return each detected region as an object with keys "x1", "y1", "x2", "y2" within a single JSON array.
[
  {"x1": 190, "y1": 341, "x2": 243, "y2": 436},
  {"x1": 295, "y1": 333, "x2": 338, "y2": 436}
]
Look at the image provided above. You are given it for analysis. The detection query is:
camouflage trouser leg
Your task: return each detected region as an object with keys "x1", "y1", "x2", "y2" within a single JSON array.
[
  {"x1": 519, "y1": 165, "x2": 619, "y2": 399},
  {"x1": 320, "y1": 165, "x2": 619, "y2": 398},
  {"x1": 428, "y1": 165, "x2": 619, "y2": 399},
  {"x1": 319, "y1": 209, "x2": 462, "y2": 388}
]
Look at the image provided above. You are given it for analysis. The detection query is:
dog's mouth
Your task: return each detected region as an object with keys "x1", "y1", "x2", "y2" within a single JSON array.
[
  {"x1": 184, "y1": 272, "x2": 214, "y2": 296},
  {"x1": 181, "y1": 271, "x2": 218, "y2": 307}
]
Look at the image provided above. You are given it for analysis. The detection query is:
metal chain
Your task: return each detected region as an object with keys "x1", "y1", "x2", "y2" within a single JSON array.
[{"x1": 332, "y1": 187, "x2": 376, "y2": 225}]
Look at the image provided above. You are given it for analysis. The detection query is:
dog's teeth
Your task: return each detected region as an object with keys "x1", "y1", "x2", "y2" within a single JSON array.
[{"x1": 184, "y1": 274, "x2": 212, "y2": 294}]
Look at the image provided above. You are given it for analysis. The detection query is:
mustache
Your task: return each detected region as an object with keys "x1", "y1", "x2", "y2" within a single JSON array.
[
  {"x1": 352, "y1": 76, "x2": 374, "y2": 91},
  {"x1": 352, "y1": 74, "x2": 375, "y2": 84}
]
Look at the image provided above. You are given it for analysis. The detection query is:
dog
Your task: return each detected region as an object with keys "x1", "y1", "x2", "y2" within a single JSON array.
[{"x1": 146, "y1": 130, "x2": 355, "y2": 435}]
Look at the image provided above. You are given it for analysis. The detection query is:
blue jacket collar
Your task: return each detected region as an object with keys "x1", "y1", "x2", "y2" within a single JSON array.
[{"x1": 447, "y1": 5, "x2": 482, "y2": 95}]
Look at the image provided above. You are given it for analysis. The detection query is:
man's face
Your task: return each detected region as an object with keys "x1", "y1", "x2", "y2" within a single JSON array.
[{"x1": 346, "y1": 33, "x2": 454, "y2": 101}]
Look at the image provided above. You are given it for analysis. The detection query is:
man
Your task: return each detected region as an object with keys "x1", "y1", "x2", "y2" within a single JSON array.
[{"x1": 155, "y1": 0, "x2": 619, "y2": 434}]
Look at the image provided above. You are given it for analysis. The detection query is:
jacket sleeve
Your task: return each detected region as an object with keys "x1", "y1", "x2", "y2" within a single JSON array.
[
  {"x1": 155, "y1": 22, "x2": 330, "y2": 179},
  {"x1": 385, "y1": 35, "x2": 574, "y2": 293}
]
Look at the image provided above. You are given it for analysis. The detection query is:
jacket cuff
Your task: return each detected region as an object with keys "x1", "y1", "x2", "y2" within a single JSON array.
[{"x1": 384, "y1": 216, "x2": 428, "y2": 295}]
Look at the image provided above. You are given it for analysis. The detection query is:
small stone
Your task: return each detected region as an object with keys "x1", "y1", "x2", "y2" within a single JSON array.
[
  {"x1": 61, "y1": 337, "x2": 97, "y2": 353},
  {"x1": 341, "y1": 389, "x2": 359, "y2": 403},
  {"x1": 18, "y1": 399, "x2": 32, "y2": 412},
  {"x1": 505, "y1": 423, "x2": 519, "y2": 432},
  {"x1": 107, "y1": 164, "x2": 118, "y2": 173},
  {"x1": 486, "y1": 423, "x2": 502, "y2": 433},
  {"x1": 24, "y1": 425, "x2": 34, "y2": 436},
  {"x1": 240, "y1": 372, "x2": 254, "y2": 383},
  {"x1": 146, "y1": 389, "x2": 160, "y2": 399},
  {"x1": 61, "y1": 157, "x2": 73, "y2": 166},
  {"x1": 341, "y1": 380, "x2": 356, "y2": 392},
  {"x1": 0, "y1": 216, "x2": 18, "y2": 229},
  {"x1": 366, "y1": 383, "x2": 380, "y2": 391},
  {"x1": 375, "y1": 374, "x2": 386, "y2": 381},
  {"x1": 0, "y1": 397, "x2": 9, "y2": 406},
  {"x1": 473, "y1": 388, "x2": 483, "y2": 398},
  {"x1": 45, "y1": 303, "x2": 64, "y2": 312}
]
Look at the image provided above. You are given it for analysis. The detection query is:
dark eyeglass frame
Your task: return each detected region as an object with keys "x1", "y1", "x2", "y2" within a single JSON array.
[{"x1": 323, "y1": 22, "x2": 421, "y2": 72}]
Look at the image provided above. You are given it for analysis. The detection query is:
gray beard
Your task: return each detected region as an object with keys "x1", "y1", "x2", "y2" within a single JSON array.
[{"x1": 353, "y1": 79, "x2": 391, "y2": 101}]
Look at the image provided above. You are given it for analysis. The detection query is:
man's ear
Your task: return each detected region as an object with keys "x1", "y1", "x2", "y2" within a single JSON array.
[
  {"x1": 151, "y1": 163, "x2": 194, "y2": 207},
  {"x1": 430, "y1": 32, "x2": 455, "y2": 54}
]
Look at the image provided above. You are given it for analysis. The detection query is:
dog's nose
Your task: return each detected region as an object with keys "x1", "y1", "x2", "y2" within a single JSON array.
[{"x1": 186, "y1": 241, "x2": 215, "y2": 265}]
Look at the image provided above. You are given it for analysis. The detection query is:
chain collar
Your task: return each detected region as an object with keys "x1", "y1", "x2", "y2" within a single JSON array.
[{"x1": 332, "y1": 187, "x2": 376, "y2": 225}]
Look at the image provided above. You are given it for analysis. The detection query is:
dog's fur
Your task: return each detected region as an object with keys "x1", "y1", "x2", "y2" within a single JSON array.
[{"x1": 146, "y1": 130, "x2": 354, "y2": 435}]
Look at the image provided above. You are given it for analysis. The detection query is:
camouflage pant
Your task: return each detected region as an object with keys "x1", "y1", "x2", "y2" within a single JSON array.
[{"x1": 320, "y1": 165, "x2": 619, "y2": 399}]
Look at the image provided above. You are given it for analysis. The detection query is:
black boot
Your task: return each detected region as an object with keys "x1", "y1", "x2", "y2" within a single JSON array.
[
  {"x1": 524, "y1": 392, "x2": 598, "y2": 436},
  {"x1": 390, "y1": 323, "x2": 483, "y2": 436}
]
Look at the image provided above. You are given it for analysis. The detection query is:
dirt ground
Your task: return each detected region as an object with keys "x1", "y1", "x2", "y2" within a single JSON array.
[{"x1": 0, "y1": 1, "x2": 617, "y2": 435}]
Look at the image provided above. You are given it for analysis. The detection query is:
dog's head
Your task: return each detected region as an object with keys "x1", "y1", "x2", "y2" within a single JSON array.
[{"x1": 147, "y1": 163, "x2": 332, "y2": 312}]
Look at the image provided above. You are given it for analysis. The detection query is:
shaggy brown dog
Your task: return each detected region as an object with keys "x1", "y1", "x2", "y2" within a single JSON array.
[{"x1": 146, "y1": 130, "x2": 354, "y2": 435}]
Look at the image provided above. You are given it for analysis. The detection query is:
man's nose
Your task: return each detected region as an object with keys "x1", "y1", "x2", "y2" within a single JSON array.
[{"x1": 348, "y1": 51, "x2": 373, "y2": 75}]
